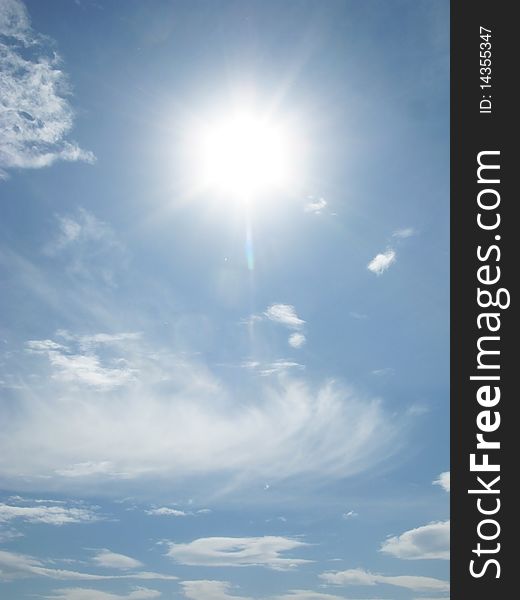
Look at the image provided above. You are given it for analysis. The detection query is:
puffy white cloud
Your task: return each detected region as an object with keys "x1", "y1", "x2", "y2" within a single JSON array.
[
  {"x1": 304, "y1": 198, "x2": 327, "y2": 214},
  {"x1": 367, "y1": 250, "x2": 396, "y2": 275},
  {"x1": 180, "y1": 580, "x2": 251, "y2": 600},
  {"x1": 0, "y1": 0, "x2": 94, "y2": 179},
  {"x1": 264, "y1": 305, "x2": 305, "y2": 329},
  {"x1": 92, "y1": 550, "x2": 143, "y2": 570},
  {"x1": 319, "y1": 568, "x2": 449, "y2": 593},
  {"x1": 380, "y1": 520, "x2": 449, "y2": 560},
  {"x1": 288, "y1": 333, "x2": 306, "y2": 349},
  {"x1": 45, "y1": 587, "x2": 161, "y2": 600},
  {"x1": 433, "y1": 471, "x2": 450, "y2": 492},
  {"x1": 0, "y1": 502, "x2": 100, "y2": 525},
  {"x1": 167, "y1": 536, "x2": 310, "y2": 570}
]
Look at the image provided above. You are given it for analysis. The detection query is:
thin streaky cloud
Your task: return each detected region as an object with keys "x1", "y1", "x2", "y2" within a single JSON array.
[
  {"x1": 0, "y1": 550, "x2": 178, "y2": 581},
  {"x1": 0, "y1": 502, "x2": 100, "y2": 525},
  {"x1": 180, "y1": 580, "x2": 251, "y2": 600},
  {"x1": 319, "y1": 568, "x2": 449, "y2": 593},
  {"x1": 166, "y1": 536, "x2": 310, "y2": 570},
  {"x1": 44, "y1": 587, "x2": 162, "y2": 600},
  {"x1": 92, "y1": 550, "x2": 144, "y2": 570},
  {"x1": 392, "y1": 227, "x2": 416, "y2": 239},
  {"x1": 145, "y1": 508, "x2": 189, "y2": 517},
  {"x1": 304, "y1": 198, "x2": 327, "y2": 214}
]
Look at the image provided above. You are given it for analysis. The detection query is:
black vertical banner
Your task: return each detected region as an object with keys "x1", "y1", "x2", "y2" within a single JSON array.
[{"x1": 451, "y1": 1, "x2": 514, "y2": 598}]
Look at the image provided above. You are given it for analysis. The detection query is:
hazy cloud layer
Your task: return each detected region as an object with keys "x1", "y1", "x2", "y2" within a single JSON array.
[{"x1": 1, "y1": 334, "x2": 403, "y2": 493}]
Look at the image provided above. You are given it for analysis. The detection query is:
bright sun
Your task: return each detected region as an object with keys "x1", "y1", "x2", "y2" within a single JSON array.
[{"x1": 193, "y1": 109, "x2": 297, "y2": 198}]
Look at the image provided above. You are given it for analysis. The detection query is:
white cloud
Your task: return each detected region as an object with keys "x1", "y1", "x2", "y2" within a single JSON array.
[
  {"x1": 288, "y1": 333, "x2": 306, "y2": 349},
  {"x1": 45, "y1": 587, "x2": 161, "y2": 600},
  {"x1": 264, "y1": 304, "x2": 305, "y2": 329},
  {"x1": 319, "y1": 568, "x2": 449, "y2": 593},
  {"x1": 392, "y1": 227, "x2": 416, "y2": 239},
  {"x1": 258, "y1": 360, "x2": 305, "y2": 376},
  {"x1": 180, "y1": 580, "x2": 251, "y2": 600},
  {"x1": 167, "y1": 536, "x2": 310, "y2": 570},
  {"x1": 433, "y1": 471, "x2": 450, "y2": 492},
  {"x1": 342, "y1": 510, "x2": 358, "y2": 520},
  {"x1": 145, "y1": 508, "x2": 188, "y2": 517},
  {"x1": 274, "y1": 591, "x2": 351, "y2": 600},
  {"x1": 0, "y1": 550, "x2": 177, "y2": 582},
  {"x1": 380, "y1": 520, "x2": 449, "y2": 560},
  {"x1": 92, "y1": 550, "x2": 143, "y2": 570},
  {"x1": 26, "y1": 332, "x2": 138, "y2": 390},
  {"x1": 367, "y1": 250, "x2": 396, "y2": 275},
  {"x1": 43, "y1": 210, "x2": 127, "y2": 285},
  {"x1": 304, "y1": 198, "x2": 327, "y2": 214},
  {"x1": 0, "y1": 502, "x2": 100, "y2": 525},
  {"x1": 2, "y1": 334, "x2": 404, "y2": 494},
  {"x1": 0, "y1": 0, "x2": 94, "y2": 179},
  {"x1": 44, "y1": 210, "x2": 118, "y2": 256},
  {"x1": 371, "y1": 368, "x2": 394, "y2": 377}
]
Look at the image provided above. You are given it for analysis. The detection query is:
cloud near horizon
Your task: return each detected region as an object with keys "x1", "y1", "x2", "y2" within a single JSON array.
[{"x1": 319, "y1": 568, "x2": 449, "y2": 593}]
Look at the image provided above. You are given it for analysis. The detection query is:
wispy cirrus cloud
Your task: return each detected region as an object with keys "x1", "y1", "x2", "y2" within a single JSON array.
[
  {"x1": 45, "y1": 587, "x2": 161, "y2": 600},
  {"x1": 319, "y1": 568, "x2": 449, "y2": 593},
  {"x1": 43, "y1": 209, "x2": 127, "y2": 286},
  {"x1": 392, "y1": 227, "x2": 416, "y2": 239},
  {"x1": 433, "y1": 471, "x2": 450, "y2": 492},
  {"x1": 166, "y1": 536, "x2": 310, "y2": 570},
  {"x1": 180, "y1": 580, "x2": 251, "y2": 600},
  {"x1": 0, "y1": 0, "x2": 94, "y2": 179},
  {"x1": 304, "y1": 198, "x2": 327, "y2": 214},
  {"x1": 2, "y1": 330, "x2": 404, "y2": 495},
  {"x1": 145, "y1": 507, "x2": 188, "y2": 517},
  {"x1": 0, "y1": 501, "x2": 100, "y2": 525},
  {"x1": 367, "y1": 250, "x2": 396, "y2": 275},
  {"x1": 273, "y1": 592, "x2": 382, "y2": 600},
  {"x1": 92, "y1": 550, "x2": 143, "y2": 571},
  {"x1": 26, "y1": 331, "x2": 139, "y2": 390},
  {"x1": 380, "y1": 520, "x2": 449, "y2": 560},
  {"x1": 0, "y1": 549, "x2": 178, "y2": 582}
]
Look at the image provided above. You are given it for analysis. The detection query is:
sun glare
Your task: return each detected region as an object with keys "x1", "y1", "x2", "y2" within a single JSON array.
[{"x1": 192, "y1": 109, "x2": 297, "y2": 199}]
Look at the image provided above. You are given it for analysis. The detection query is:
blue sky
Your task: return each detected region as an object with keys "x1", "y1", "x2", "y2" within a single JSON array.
[{"x1": 0, "y1": 1, "x2": 449, "y2": 599}]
